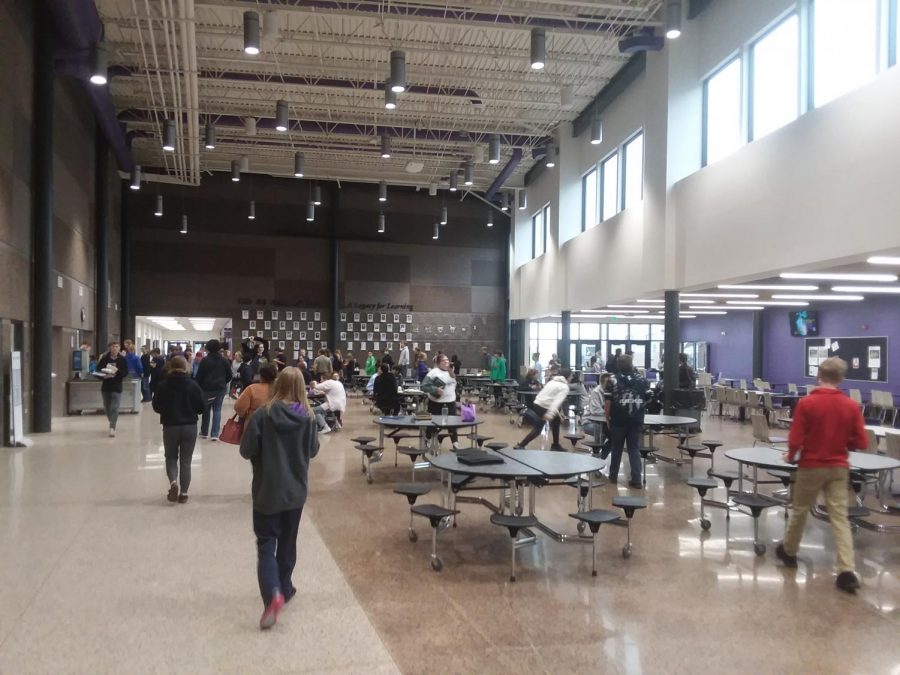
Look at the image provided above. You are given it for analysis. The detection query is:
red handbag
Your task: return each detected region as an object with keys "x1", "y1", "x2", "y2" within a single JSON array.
[{"x1": 219, "y1": 414, "x2": 244, "y2": 444}]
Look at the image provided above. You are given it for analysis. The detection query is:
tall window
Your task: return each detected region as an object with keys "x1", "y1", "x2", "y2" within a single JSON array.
[
  {"x1": 813, "y1": 0, "x2": 879, "y2": 107},
  {"x1": 581, "y1": 168, "x2": 598, "y2": 231},
  {"x1": 751, "y1": 14, "x2": 799, "y2": 139},
  {"x1": 622, "y1": 132, "x2": 644, "y2": 209},
  {"x1": 531, "y1": 205, "x2": 547, "y2": 258},
  {"x1": 703, "y1": 57, "x2": 743, "y2": 165},
  {"x1": 600, "y1": 152, "x2": 619, "y2": 221}
]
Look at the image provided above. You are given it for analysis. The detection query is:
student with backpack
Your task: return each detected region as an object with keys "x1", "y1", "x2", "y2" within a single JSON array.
[{"x1": 608, "y1": 354, "x2": 651, "y2": 488}]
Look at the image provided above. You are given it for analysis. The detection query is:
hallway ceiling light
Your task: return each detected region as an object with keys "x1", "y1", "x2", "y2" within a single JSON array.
[
  {"x1": 380, "y1": 135, "x2": 391, "y2": 158},
  {"x1": 313, "y1": 185, "x2": 322, "y2": 206},
  {"x1": 488, "y1": 135, "x2": 501, "y2": 164},
  {"x1": 243, "y1": 11, "x2": 261, "y2": 55},
  {"x1": 190, "y1": 318, "x2": 216, "y2": 331},
  {"x1": 487, "y1": 209, "x2": 493, "y2": 228},
  {"x1": 275, "y1": 99, "x2": 289, "y2": 131},
  {"x1": 378, "y1": 181, "x2": 387, "y2": 202},
  {"x1": 530, "y1": 27, "x2": 546, "y2": 70},
  {"x1": 867, "y1": 256, "x2": 900, "y2": 265},
  {"x1": 772, "y1": 294, "x2": 864, "y2": 301},
  {"x1": 718, "y1": 284, "x2": 818, "y2": 291},
  {"x1": 665, "y1": 1, "x2": 682, "y2": 39},
  {"x1": 384, "y1": 88, "x2": 397, "y2": 110},
  {"x1": 179, "y1": 215, "x2": 188, "y2": 235},
  {"x1": 248, "y1": 200, "x2": 256, "y2": 220},
  {"x1": 89, "y1": 42, "x2": 107, "y2": 85},
  {"x1": 517, "y1": 190, "x2": 527, "y2": 210},
  {"x1": 440, "y1": 205, "x2": 448, "y2": 225},
  {"x1": 781, "y1": 272, "x2": 898, "y2": 282},
  {"x1": 831, "y1": 285, "x2": 900, "y2": 294},
  {"x1": 204, "y1": 123, "x2": 216, "y2": 149},
  {"x1": 390, "y1": 51, "x2": 406, "y2": 93},
  {"x1": 306, "y1": 202, "x2": 315, "y2": 221},
  {"x1": 449, "y1": 171, "x2": 458, "y2": 192},
  {"x1": 294, "y1": 152, "x2": 304, "y2": 177},
  {"x1": 231, "y1": 160, "x2": 240, "y2": 182},
  {"x1": 590, "y1": 118, "x2": 603, "y2": 145},
  {"x1": 727, "y1": 300, "x2": 809, "y2": 306},
  {"x1": 464, "y1": 161, "x2": 474, "y2": 186},
  {"x1": 682, "y1": 292, "x2": 759, "y2": 298},
  {"x1": 433, "y1": 222, "x2": 439, "y2": 240},
  {"x1": 378, "y1": 213, "x2": 385, "y2": 233},
  {"x1": 162, "y1": 119, "x2": 176, "y2": 151},
  {"x1": 154, "y1": 195, "x2": 163, "y2": 217},
  {"x1": 130, "y1": 166, "x2": 141, "y2": 190}
]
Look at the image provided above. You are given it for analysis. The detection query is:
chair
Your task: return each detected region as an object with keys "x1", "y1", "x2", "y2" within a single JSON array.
[
  {"x1": 787, "y1": 383, "x2": 798, "y2": 394},
  {"x1": 751, "y1": 413, "x2": 787, "y2": 448},
  {"x1": 569, "y1": 510, "x2": 620, "y2": 576},
  {"x1": 739, "y1": 379, "x2": 748, "y2": 390},
  {"x1": 490, "y1": 513, "x2": 538, "y2": 582},
  {"x1": 611, "y1": 495, "x2": 647, "y2": 558},
  {"x1": 849, "y1": 389, "x2": 863, "y2": 406},
  {"x1": 393, "y1": 483, "x2": 433, "y2": 542},
  {"x1": 731, "y1": 493, "x2": 779, "y2": 555},
  {"x1": 411, "y1": 504, "x2": 459, "y2": 571}
]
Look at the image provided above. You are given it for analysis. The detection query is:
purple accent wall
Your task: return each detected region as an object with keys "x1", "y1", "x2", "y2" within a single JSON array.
[
  {"x1": 680, "y1": 312, "x2": 754, "y2": 381},
  {"x1": 763, "y1": 296, "x2": 900, "y2": 397}
]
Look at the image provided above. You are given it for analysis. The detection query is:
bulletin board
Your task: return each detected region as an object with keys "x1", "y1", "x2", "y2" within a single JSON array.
[{"x1": 804, "y1": 336, "x2": 888, "y2": 382}]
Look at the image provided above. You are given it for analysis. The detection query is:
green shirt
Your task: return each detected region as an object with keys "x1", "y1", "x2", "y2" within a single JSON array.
[
  {"x1": 364, "y1": 355, "x2": 377, "y2": 375},
  {"x1": 490, "y1": 356, "x2": 507, "y2": 381}
]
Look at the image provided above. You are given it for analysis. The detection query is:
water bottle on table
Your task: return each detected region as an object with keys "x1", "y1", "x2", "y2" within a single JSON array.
[{"x1": 441, "y1": 404, "x2": 448, "y2": 424}]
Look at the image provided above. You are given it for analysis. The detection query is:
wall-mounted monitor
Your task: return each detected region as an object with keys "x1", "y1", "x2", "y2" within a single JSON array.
[{"x1": 789, "y1": 310, "x2": 818, "y2": 337}]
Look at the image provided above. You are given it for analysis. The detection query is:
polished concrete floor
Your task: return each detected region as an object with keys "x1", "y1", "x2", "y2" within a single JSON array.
[{"x1": 1, "y1": 393, "x2": 899, "y2": 674}]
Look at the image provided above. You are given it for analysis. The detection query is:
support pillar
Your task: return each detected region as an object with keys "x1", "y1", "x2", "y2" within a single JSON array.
[
  {"x1": 95, "y1": 129, "x2": 109, "y2": 345},
  {"x1": 752, "y1": 310, "x2": 763, "y2": 380},
  {"x1": 559, "y1": 310, "x2": 572, "y2": 368},
  {"x1": 663, "y1": 290, "x2": 680, "y2": 413},
  {"x1": 119, "y1": 180, "x2": 132, "y2": 341}
]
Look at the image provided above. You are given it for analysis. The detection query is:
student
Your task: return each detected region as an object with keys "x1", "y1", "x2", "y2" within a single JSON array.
[
  {"x1": 608, "y1": 355, "x2": 650, "y2": 488},
  {"x1": 373, "y1": 363, "x2": 400, "y2": 415},
  {"x1": 195, "y1": 339, "x2": 233, "y2": 441},
  {"x1": 531, "y1": 352, "x2": 543, "y2": 384},
  {"x1": 517, "y1": 367, "x2": 570, "y2": 451},
  {"x1": 677, "y1": 353, "x2": 696, "y2": 389},
  {"x1": 149, "y1": 348, "x2": 166, "y2": 394},
  {"x1": 152, "y1": 356, "x2": 205, "y2": 503},
  {"x1": 490, "y1": 349, "x2": 507, "y2": 408},
  {"x1": 364, "y1": 351, "x2": 377, "y2": 376},
  {"x1": 398, "y1": 341, "x2": 410, "y2": 378},
  {"x1": 776, "y1": 357, "x2": 867, "y2": 593},
  {"x1": 582, "y1": 373, "x2": 612, "y2": 456},
  {"x1": 415, "y1": 353, "x2": 428, "y2": 382},
  {"x1": 140, "y1": 345, "x2": 153, "y2": 401},
  {"x1": 312, "y1": 370, "x2": 347, "y2": 433},
  {"x1": 96, "y1": 341, "x2": 128, "y2": 437},
  {"x1": 450, "y1": 354, "x2": 461, "y2": 376},
  {"x1": 235, "y1": 364, "x2": 278, "y2": 421},
  {"x1": 421, "y1": 354, "x2": 460, "y2": 449},
  {"x1": 605, "y1": 348, "x2": 623, "y2": 374},
  {"x1": 239, "y1": 367, "x2": 319, "y2": 630}
]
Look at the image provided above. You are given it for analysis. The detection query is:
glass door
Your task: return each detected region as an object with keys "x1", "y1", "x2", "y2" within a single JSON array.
[{"x1": 628, "y1": 341, "x2": 650, "y2": 370}]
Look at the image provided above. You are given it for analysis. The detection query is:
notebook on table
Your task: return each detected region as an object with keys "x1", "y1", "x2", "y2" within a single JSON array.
[{"x1": 456, "y1": 450, "x2": 505, "y2": 466}]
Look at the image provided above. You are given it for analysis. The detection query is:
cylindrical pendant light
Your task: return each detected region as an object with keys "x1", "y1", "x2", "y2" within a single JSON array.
[
  {"x1": 378, "y1": 213, "x2": 385, "y2": 233},
  {"x1": 499, "y1": 192, "x2": 509, "y2": 211},
  {"x1": 380, "y1": 134, "x2": 391, "y2": 158},
  {"x1": 488, "y1": 134, "x2": 501, "y2": 164},
  {"x1": 243, "y1": 11, "x2": 261, "y2": 55},
  {"x1": 487, "y1": 209, "x2": 494, "y2": 228},
  {"x1": 231, "y1": 159, "x2": 241, "y2": 182},
  {"x1": 313, "y1": 185, "x2": 322, "y2": 206},
  {"x1": 293, "y1": 151, "x2": 304, "y2": 177},
  {"x1": 432, "y1": 222, "x2": 439, "y2": 240},
  {"x1": 590, "y1": 117, "x2": 603, "y2": 145},
  {"x1": 384, "y1": 87, "x2": 397, "y2": 110},
  {"x1": 248, "y1": 200, "x2": 256, "y2": 220},
  {"x1": 666, "y1": 1, "x2": 682, "y2": 39},
  {"x1": 245, "y1": 117, "x2": 257, "y2": 136},
  {"x1": 544, "y1": 144, "x2": 557, "y2": 168},
  {"x1": 162, "y1": 119, "x2": 176, "y2": 152},
  {"x1": 440, "y1": 205, "x2": 448, "y2": 225},
  {"x1": 530, "y1": 27, "x2": 546, "y2": 70},
  {"x1": 154, "y1": 195, "x2": 163, "y2": 217},
  {"x1": 463, "y1": 161, "x2": 474, "y2": 186},
  {"x1": 306, "y1": 202, "x2": 315, "y2": 222},
  {"x1": 204, "y1": 123, "x2": 216, "y2": 149},
  {"x1": 428, "y1": 183, "x2": 437, "y2": 197},
  {"x1": 275, "y1": 99, "x2": 289, "y2": 131},
  {"x1": 378, "y1": 181, "x2": 387, "y2": 202},
  {"x1": 89, "y1": 42, "x2": 107, "y2": 85},
  {"x1": 390, "y1": 50, "x2": 406, "y2": 93},
  {"x1": 517, "y1": 190, "x2": 527, "y2": 210},
  {"x1": 130, "y1": 165, "x2": 141, "y2": 190},
  {"x1": 449, "y1": 171, "x2": 458, "y2": 192},
  {"x1": 180, "y1": 214, "x2": 188, "y2": 234}
]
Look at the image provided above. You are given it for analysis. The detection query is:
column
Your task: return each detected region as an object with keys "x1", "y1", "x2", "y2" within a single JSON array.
[
  {"x1": 119, "y1": 180, "x2": 132, "y2": 341},
  {"x1": 95, "y1": 129, "x2": 109, "y2": 345},
  {"x1": 752, "y1": 310, "x2": 763, "y2": 380},
  {"x1": 560, "y1": 310, "x2": 571, "y2": 368},
  {"x1": 663, "y1": 290, "x2": 680, "y2": 412}
]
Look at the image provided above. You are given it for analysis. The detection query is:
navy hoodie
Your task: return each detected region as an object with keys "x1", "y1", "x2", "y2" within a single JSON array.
[{"x1": 152, "y1": 372, "x2": 205, "y2": 426}]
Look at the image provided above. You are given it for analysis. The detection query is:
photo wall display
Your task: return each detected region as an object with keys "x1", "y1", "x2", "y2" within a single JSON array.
[
  {"x1": 337, "y1": 309, "x2": 418, "y2": 355},
  {"x1": 235, "y1": 306, "x2": 332, "y2": 362},
  {"x1": 804, "y1": 336, "x2": 889, "y2": 382}
]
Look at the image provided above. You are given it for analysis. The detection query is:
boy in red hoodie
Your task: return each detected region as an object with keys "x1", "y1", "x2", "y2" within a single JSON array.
[{"x1": 776, "y1": 357, "x2": 867, "y2": 593}]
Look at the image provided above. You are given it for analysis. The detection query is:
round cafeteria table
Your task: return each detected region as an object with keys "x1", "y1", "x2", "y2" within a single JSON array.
[{"x1": 373, "y1": 414, "x2": 483, "y2": 451}]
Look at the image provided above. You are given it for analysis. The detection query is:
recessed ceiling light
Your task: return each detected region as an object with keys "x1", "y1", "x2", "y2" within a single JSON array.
[
  {"x1": 831, "y1": 285, "x2": 900, "y2": 294},
  {"x1": 682, "y1": 292, "x2": 759, "y2": 298},
  {"x1": 684, "y1": 311, "x2": 727, "y2": 315},
  {"x1": 781, "y1": 272, "x2": 898, "y2": 282},
  {"x1": 190, "y1": 318, "x2": 216, "y2": 331},
  {"x1": 725, "y1": 306, "x2": 765, "y2": 310},
  {"x1": 727, "y1": 300, "x2": 809, "y2": 306},
  {"x1": 867, "y1": 256, "x2": 900, "y2": 265},
  {"x1": 771, "y1": 294, "x2": 864, "y2": 301},
  {"x1": 718, "y1": 284, "x2": 819, "y2": 291}
]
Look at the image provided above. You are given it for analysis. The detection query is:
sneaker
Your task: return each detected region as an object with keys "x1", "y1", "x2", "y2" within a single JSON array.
[
  {"x1": 452, "y1": 442, "x2": 461, "y2": 450},
  {"x1": 334, "y1": 421, "x2": 343, "y2": 430},
  {"x1": 178, "y1": 494, "x2": 189, "y2": 504},
  {"x1": 775, "y1": 542, "x2": 798, "y2": 568},
  {"x1": 259, "y1": 590, "x2": 285, "y2": 630},
  {"x1": 199, "y1": 434, "x2": 209, "y2": 440},
  {"x1": 210, "y1": 437, "x2": 219, "y2": 442},
  {"x1": 628, "y1": 481, "x2": 643, "y2": 489},
  {"x1": 319, "y1": 426, "x2": 331, "y2": 435},
  {"x1": 836, "y1": 571, "x2": 860, "y2": 594},
  {"x1": 283, "y1": 586, "x2": 297, "y2": 604},
  {"x1": 167, "y1": 482, "x2": 179, "y2": 503},
  {"x1": 550, "y1": 444, "x2": 566, "y2": 452},
  {"x1": 108, "y1": 428, "x2": 116, "y2": 437}
]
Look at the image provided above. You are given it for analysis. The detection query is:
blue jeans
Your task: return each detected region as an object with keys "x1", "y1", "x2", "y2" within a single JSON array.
[
  {"x1": 253, "y1": 507, "x2": 303, "y2": 605},
  {"x1": 201, "y1": 390, "x2": 226, "y2": 437},
  {"x1": 608, "y1": 424, "x2": 642, "y2": 484},
  {"x1": 141, "y1": 377, "x2": 152, "y2": 402}
]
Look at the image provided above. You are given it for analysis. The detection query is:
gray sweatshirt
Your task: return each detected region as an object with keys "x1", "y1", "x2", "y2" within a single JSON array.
[{"x1": 239, "y1": 401, "x2": 320, "y2": 515}]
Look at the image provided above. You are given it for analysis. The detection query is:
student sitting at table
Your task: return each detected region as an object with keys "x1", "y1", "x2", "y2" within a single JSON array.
[
  {"x1": 519, "y1": 368, "x2": 542, "y2": 392},
  {"x1": 582, "y1": 374, "x2": 611, "y2": 456},
  {"x1": 516, "y1": 368, "x2": 571, "y2": 452},
  {"x1": 373, "y1": 363, "x2": 401, "y2": 415}
]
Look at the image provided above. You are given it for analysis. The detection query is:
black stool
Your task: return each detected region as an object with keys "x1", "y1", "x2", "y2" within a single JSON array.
[
  {"x1": 565, "y1": 474, "x2": 606, "y2": 522},
  {"x1": 767, "y1": 469, "x2": 794, "y2": 518},
  {"x1": 490, "y1": 513, "x2": 538, "y2": 582},
  {"x1": 637, "y1": 447, "x2": 656, "y2": 485},
  {"x1": 687, "y1": 477, "x2": 719, "y2": 531},
  {"x1": 351, "y1": 437, "x2": 377, "y2": 474},
  {"x1": 485, "y1": 441, "x2": 508, "y2": 451},
  {"x1": 731, "y1": 493, "x2": 779, "y2": 555},
  {"x1": 701, "y1": 440, "x2": 723, "y2": 473},
  {"x1": 569, "y1": 509, "x2": 620, "y2": 576},
  {"x1": 564, "y1": 433, "x2": 584, "y2": 450},
  {"x1": 579, "y1": 440, "x2": 605, "y2": 456},
  {"x1": 393, "y1": 483, "x2": 433, "y2": 542},
  {"x1": 398, "y1": 446, "x2": 424, "y2": 481},
  {"x1": 611, "y1": 495, "x2": 647, "y2": 558},
  {"x1": 410, "y1": 503, "x2": 459, "y2": 571},
  {"x1": 677, "y1": 443, "x2": 708, "y2": 477},
  {"x1": 354, "y1": 444, "x2": 384, "y2": 484},
  {"x1": 474, "y1": 434, "x2": 493, "y2": 448}
]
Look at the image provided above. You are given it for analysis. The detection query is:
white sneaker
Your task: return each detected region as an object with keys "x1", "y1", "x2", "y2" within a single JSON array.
[
  {"x1": 452, "y1": 442, "x2": 461, "y2": 450},
  {"x1": 334, "y1": 421, "x2": 343, "y2": 430},
  {"x1": 199, "y1": 434, "x2": 209, "y2": 440},
  {"x1": 210, "y1": 437, "x2": 219, "y2": 442},
  {"x1": 108, "y1": 428, "x2": 116, "y2": 437},
  {"x1": 319, "y1": 426, "x2": 331, "y2": 434}
]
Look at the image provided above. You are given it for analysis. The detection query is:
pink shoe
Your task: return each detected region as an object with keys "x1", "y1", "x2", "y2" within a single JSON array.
[{"x1": 259, "y1": 590, "x2": 285, "y2": 630}]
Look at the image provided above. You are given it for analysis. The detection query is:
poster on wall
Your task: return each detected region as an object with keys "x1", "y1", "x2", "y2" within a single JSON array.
[
  {"x1": 809, "y1": 365, "x2": 818, "y2": 377},
  {"x1": 300, "y1": 312, "x2": 307, "y2": 320},
  {"x1": 347, "y1": 342, "x2": 353, "y2": 351},
  {"x1": 256, "y1": 310, "x2": 264, "y2": 319},
  {"x1": 307, "y1": 322, "x2": 314, "y2": 330},
  {"x1": 868, "y1": 346, "x2": 881, "y2": 368},
  {"x1": 314, "y1": 312, "x2": 321, "y2": 321},
  {"x1": 279, "y1": 321, "x2": 286, "y2": 329},
  {"x1": 278, "y1": 341, "x2": 285, "y2": 349},
  {"x1": 286, "y1": 331, "x2": 293, "y2": 339},
  {"x1": 424, "y1": 342, "x2": 431, "y2": 351},
  {"x1": 367, "y1": 313, "x2": 374, "y2": 322},
  {"x1": 293, "y1": 321, "x2": 299, "y2": 330},
  {"x1": 249, "y1": 321, "x2": 256, "y2": 329},
  {"x1": 286, "y1": 311, "x2": 293, "y2": 320},
  {"x1": 272, "y1": 331, "x2": 278, "y2": 339},
  {"x1": 340, "y1": 312, "x2": 347, "y2": 322},
  {"x1": 265, "y1": 321, "x2": 271, "y2": 329},
  {"x1": 354, "y1": 313, "x2": 360, "y2": 321},
  {"x1": 306, "y1": 341, "x2": 313, "y2": 351},
  {"x1": 293, "y1": 341, "x2": 300, "y2": 350},
  {"x1": 271, "y1": 311, "x2": 278, "y2": 320},
  {"x1": 241, "y1": 310, "x2": 249, "y2": 319},
  {"x1": 353, "y1": 332, "x2": 360, "y2": 340},
  {"x1": 322, "y1": 322, "x2": 328, "y2": 330},
  {"x1": 871, "y1": 368, "x2": 879, "y2": 380},
  {"x1": 340, "y1": 332, "x2": 347, "y2": 340},
  {"x1": 406, "y1": 314, "x2": 412, "y2": 323},
  {"x1": 360, "y1": 342, "x2": 366, "y2": 350},
  {"x1": 242, "y1": 330, "x2": 249, "y2": 339},
  {"x1": 315, "y1": 331, "x2": 321, "y2": 340},
  {"x1": 374, "y1": 342, "x2": 380, "y2": 350}
]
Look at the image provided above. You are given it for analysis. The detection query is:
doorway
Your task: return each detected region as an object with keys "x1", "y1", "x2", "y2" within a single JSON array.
[{"x1": 608, "y1": 341, "x2": 651, "y2": 370}]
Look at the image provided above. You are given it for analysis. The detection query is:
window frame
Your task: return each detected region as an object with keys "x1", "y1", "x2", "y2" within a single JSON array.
[
  {"x1": 580, "y1": 166, "x2": 599, "y2": 232},
  {"x1": 621, "y1": 130, "x2": 645, "y2": 209},
  {"x1": 541, "y1": 203, "x2": 550, "y2": 254},
  {"x1": 531, "y1": 204, "x2": 550, "y2": 258},
  {"x1": 702, "y1": 53, "x2": 742, "y2": 167},
  {"x1": 599, "y1": 150, "x2": 620, "y2": 222}
]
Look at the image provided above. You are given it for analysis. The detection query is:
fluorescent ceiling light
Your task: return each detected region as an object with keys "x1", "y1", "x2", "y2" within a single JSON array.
[
  {"x1": 867, "y1": 256, "x2": 900, "y2": 265},
  {"x1": 727, "y1": 300, "x2": 809, "y2": 306},
  {"x1": 190, "y1": 318, "x2": 216, "y2": 331},
  {"x1": 682, "y1": 292, "x2": 759, "y2": 298},
  {"x1": 718, "y1": 284, "x2": 819, "y2": 291},
  {"x1": 636, "y1": 298, "x2": 713, "y2": 304},
  {"x1": 146, "y1": 317, "x2": 186, "y2": 331},
  {"x1": 781, "y1": 272, "x2": 898, "y2": 282},
  {"x1": 682, "y1": 311, "x2": 727, "y2": 315},
  {"x1": 605, "y1": 305, "x2": 660, "y2": 309},
  {"x1": 687, "y1": 305, "x2": 723, "y2": 310},
  {"x1": 725, "y1": 306, "x2": 765, "y2": 311},
  {"x1": 831, "y1": 285, "x2": 900, "y2": 294},
  {"x1": 771, "y1": 294, "x2": 864, "y2": 301}
]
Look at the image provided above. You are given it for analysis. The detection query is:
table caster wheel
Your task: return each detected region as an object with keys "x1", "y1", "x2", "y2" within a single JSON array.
[
  {"x1": 577, "y1": 521, "x2": 586, "y2": 535},
  {"x1": 408, "y1": 530, "x2": 418, "y2": 543},
  {"x1": 700, "y1": 518, "x2": 711, "y2": 531},
  {"x1": 438, "y1": 516, "x2": 452, "y2": 533},
  {"x1": 622, "y1": 544, "x2": 632, "y2": 559},
  {"x1": 754, "y1": 542, "x2": 766, "y2": 556},
  {"x1": 431, "y1": 557, "x2": 443, "y2": 572},
  {"x1": 366, "y1": 474, "x2": 373, "y2": 484}
]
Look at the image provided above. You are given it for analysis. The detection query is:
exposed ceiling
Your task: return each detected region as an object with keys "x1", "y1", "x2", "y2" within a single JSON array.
[{"x1": 96, "y1": 0, "x2": 663, "y2": 191}]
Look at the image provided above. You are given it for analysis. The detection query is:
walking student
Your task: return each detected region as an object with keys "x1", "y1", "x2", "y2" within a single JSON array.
[
  {"x1": 96, "y1": 341, "x2": 128, "y2": 437},
  {"x1": 152, "y1": 355, "x2": 205, "y2": 503},
  {"x1": 239, "y1": 367, "x2": 320, "y2": 630},
  {"x1": 195, "y1": 339, "x2": 233, "y2": 441},
  {"x1": 517, "y1": 367, "x2": 570, "y2": 451},
  {"x1": 776, "y1": 357, "x2": 867, "y2": 593},
  {"x1": 235, "y1": 364, "x2": 278, "y2": 421}
]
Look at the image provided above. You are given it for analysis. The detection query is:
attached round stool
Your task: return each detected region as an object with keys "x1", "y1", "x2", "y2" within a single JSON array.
[
  {"x1": 474, "y1": 434, "x2": 493, "y2": 448},
  {"x1": 579, "y1": 440, "x2": 605, "y2": 456},
  {"x1": 637, "y1": 447, "x2": 656, "y2": 485},
  {"x1": 354, "y1": 444, "x2": 384, "y2": 484},
  {"x1": 677, "y1": 443, "x2": 708, "y2": 477},
  {"x1": 569, "y1": 509, "x2": 620, "y2": 576},
  {"x1": 393, "y1": 483, "x2": 433, "y2": 542},
  {"x1": 564, "y1": 433, "x2": 585, "y2": 450},
  {"x1": 687, "y1": 477, "x2": 719, "y2": 531},
  {"x1": 397, "y1": 446, "x2": 424, "y2": 481},
  {"x1": 731, "y1": 493, "x2": 779, "y2": 555},
  {"x1": 485, "y1": 441, "x2": 508, "y2": 451},
  {"x1": 489, "y1": 513, "x2": 538, "y2": 581},
  {"x1": 611, "y1": 495, "x2": 647, "y2": 558},
  {"x1": 410, "y1": 503, "x2": 459, "y2": 571},
  {"x1": 351, "y1": 437, "x2": 377, "y2": 474},
  {"x1": 700, "y1": 440, "x2": 723, "y2": 473}
]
